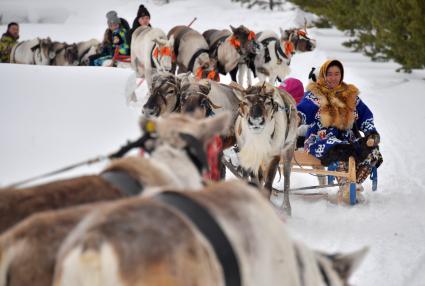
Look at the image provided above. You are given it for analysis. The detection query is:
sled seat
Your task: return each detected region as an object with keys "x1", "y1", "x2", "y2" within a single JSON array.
[{"x1": 290, "y1": 150, "x2": 378, "y2": 205}]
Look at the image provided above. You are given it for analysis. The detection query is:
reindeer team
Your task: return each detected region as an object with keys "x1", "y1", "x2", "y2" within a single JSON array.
[{"x1": 1, "y1": 22, "x2": 370, "y2": 286}]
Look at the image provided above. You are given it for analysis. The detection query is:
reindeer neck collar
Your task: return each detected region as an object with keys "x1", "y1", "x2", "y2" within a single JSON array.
[
  {"x1": 180, "y1": 133, "x2": 209, "y2": 176},
  {"x1": 188, "y1": 48, "x2": 209, "y2": 73}
]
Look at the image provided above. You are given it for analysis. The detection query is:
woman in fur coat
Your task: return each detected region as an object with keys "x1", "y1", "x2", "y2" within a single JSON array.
[{"x1": 297, "y1": 59, "x2": 383, "y2": 184}]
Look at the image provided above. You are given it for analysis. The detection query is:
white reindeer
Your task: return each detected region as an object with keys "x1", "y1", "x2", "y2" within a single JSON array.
[
  {"x1": 253, "y1": 28, "x2": 316, "y2": 84},
  {"x1": 131, "y1": 26, "x2": 175, "y2": 87},
  {"x1": 234, "y1": 82, "x2": 298, "y2": 214},
  {"x1": 76, "y1": 39, "x2": 100, "y2": 65},
  {"x1": 10, "y1": 37, "x2": 56, "y2": 65}
]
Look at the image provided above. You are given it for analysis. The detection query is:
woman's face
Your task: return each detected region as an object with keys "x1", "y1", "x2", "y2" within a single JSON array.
[
  {"x1": 325, "y1": 65, "x2": 342, "y2": 89},
  {"x1": 138, "y1": 16, "x2": 150, "y2": 26}
]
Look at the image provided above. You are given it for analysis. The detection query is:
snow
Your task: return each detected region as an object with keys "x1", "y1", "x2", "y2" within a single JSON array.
[{"x1": 1, "y1": 0, "x2": 425, "y2": 285}]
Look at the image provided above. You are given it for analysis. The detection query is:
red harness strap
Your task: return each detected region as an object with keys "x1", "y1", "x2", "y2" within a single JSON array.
[{"x1": 204, "y1": 135, "x2": 223, "y2": 181}]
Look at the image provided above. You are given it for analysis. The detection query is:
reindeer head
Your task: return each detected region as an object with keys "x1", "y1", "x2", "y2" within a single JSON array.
[
  {"x1": 279, "y1": 28, "x2": 316, "y2": 57},
  {"x1": 229, "y1": 25, "x2": 260, "y2": 56},
  {"x1": 64, "y1": 43, "x2": 80, "y2": 66},
  {"x1": 141, "y1": 111, "x2": 231, "y2": 174},
  {"x1": 180, "y1": 79, "x2": 221, "y2": 117},
  {"x1": 152, "y1": 36, "x2": 175, "y2": 72},
  {"x1": 194, "y1": 54, "x2": 219, "y2": 81},
  {"x1": 236, "y1": 83, "x2": 279, "y2": 133},
  {"x1": 143, "y1": 71, "x2": 181, "y2": 117}
]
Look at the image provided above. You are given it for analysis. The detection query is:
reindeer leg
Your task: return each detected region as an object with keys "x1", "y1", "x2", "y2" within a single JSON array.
[
  {"x1": 247, "y1": 64, "x2": 252, "y2": 86},
  {"x1": 264, "y1": 157, "x2": 280, "y2": 198},
  {"x1": 237, "y1": 63, "x2": 245, "y2": 86},
  {"x1": 282, "y1": 149, "x2": 294, "y2": 216}
]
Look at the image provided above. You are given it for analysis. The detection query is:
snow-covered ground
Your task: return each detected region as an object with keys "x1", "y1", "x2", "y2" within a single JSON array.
[{"x1": 1, "y1": 0, "x2": 425, "y2": 285}]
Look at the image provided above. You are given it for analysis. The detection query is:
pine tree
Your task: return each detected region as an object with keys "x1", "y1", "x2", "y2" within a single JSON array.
[{"x1": 288, "y1": 0, "x2": 425, "y2": 71}]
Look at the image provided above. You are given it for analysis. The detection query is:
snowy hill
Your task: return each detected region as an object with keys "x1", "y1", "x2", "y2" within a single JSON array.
[{"x1": 1, "y1": 0, "x2": 425, "y2": 285}]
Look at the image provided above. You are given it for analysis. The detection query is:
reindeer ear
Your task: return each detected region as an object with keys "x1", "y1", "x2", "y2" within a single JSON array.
[
  {"x1": 229, "y1": 25, "x2": 236, "y2": 33},
  {"x1": 199, "y1": 111, "x2": 232, "y2": 139},
  {"x1": 326, "y1": 247, "x2": 369, "y2": 283},
  {"x1": 280, "y1": 28, "x2": 289, "y2": 40}
]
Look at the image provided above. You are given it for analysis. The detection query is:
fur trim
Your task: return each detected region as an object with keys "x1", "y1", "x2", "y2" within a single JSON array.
[{"x1": 307, "y1": 82, "x2": 358, "y2": 130}]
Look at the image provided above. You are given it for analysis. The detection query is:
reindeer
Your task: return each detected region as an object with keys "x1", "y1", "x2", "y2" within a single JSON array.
[
  {"x1": 0, "y1": 112, "x2": 230, "y2": 234},
  {"x1": 53, "y1": 179, "x2": 368, "y2": 286},
  {"x1": 234, "y1": 83, "x2": 298, "y2": 214},
  {"x1": 76, "y1": 39, "x2": 100, "y2": 66},
  {"x1": 168, "y1": 25, "x2": 219, "y2": 81},
  {"x1": 142, "y1": 71, "x2": 183, "y2": 117},
  {"x1": 253, "y1": 27, "x2": 316, "y2": 84},
  {"x1": 203, "y1": 25, "x2": 260, "y2": 85},
  {"x1": 0, "y1": 112, "x2": 231, "y2": 286},
  {"x1": 10, "y1": 38, "x2": 56, "y2": 65},
  {"x1": 50, "y1": 42, "x2": 80, "y2": 66},
  {"x1": 131, "y1": 26, "x2": 175, "y2": 87}
]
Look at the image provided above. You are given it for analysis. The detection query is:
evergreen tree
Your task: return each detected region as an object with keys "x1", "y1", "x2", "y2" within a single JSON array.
[{"x1": 288, "y1": 0, "x2": 425, "y2": 71}]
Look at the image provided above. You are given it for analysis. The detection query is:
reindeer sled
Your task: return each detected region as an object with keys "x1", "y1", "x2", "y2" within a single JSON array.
[{"x1": 221, "y1": 82, "x2": 378, "y2": 210}]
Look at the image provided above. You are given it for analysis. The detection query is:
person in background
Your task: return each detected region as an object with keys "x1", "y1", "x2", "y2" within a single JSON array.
[
  {"x1": 297, "y1": 59, "x2": 383, "y2": 196},
  {"x1": 0, "y1": 22, "x2": 19, "y2": 63},
  {"x1": 127, "y1": 4, "x2": 151, "y2": 47},
  {"x1": 278, "y1": 77, "x2": 308, "y2": 148},
  {"x1": 90, "y1": 11, "x2": 130, "y2": 66},
  {"x1": 278, "y1": 77, "x2": 304, "y2": 104}
]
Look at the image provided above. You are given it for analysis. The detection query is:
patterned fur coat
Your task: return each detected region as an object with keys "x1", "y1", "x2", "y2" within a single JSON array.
[{"x1": 297, "y1": 81, "x2": 377, "y2": 160}]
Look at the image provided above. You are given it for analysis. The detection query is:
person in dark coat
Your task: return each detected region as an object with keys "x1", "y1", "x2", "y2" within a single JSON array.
[
  {"x1": 297, "y1": 59, "x2": 383, "y2": 187},
  {"x1": 127, "y1": 4, "x2": 151, "y2": 47},
  {"x1": 0, "y1": 22, "x2": 19, "y2": 63}
]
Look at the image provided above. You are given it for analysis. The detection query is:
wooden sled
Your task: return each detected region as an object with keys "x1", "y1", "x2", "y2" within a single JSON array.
[
  {"x1": 222, "y1": 149, "x2": 378, "y2": 206},
  {"x1": 290, "y1": 150, "x2": 378, "y2": 205}
]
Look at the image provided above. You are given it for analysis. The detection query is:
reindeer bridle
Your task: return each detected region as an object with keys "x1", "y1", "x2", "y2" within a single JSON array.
[
  {"x1": 239, "y1": 87, "x2": 277, "y2": 125},
  {"x1": 150, "y1": 44, "x2": 176, "y2": 71},
  {"x1": 181, "y1": 85, "x2": 220, "y2": 117},
  {"x1": 229, "y1": 30, "x2": 257, "y2": 55},
  {"x1": 150, "y1": 79, "x2": 181, "y2": 114}
]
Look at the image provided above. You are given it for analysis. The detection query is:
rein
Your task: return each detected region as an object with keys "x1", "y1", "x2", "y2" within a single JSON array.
[{"x1": 5, "y1": 132, "x2": 154, "y2": 189}]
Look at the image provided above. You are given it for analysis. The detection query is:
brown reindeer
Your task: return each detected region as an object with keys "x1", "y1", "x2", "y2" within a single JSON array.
[
  {"x1": 203, "y1": 25, "x2": 260, "y2": 84},
  {"x1": 168, "y1": 25, "x2": 219, "y2": 81},
  {"x1": 0, "y1": 112, "x2": 231, "y2": 286},
  {"x1": 234, "y1": 83, "x2": 298, "y2": 214},
  {"x1": 53, "y1": 179, "x2": 368, "y2": 286}
]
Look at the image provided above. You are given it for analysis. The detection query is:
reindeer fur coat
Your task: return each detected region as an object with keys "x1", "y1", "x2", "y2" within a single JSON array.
[{"x1": 297, "y1": 81, "x2": 377, "y2": 160}]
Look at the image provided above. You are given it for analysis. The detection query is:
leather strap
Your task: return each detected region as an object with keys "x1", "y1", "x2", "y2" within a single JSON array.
[{"x1": 156, "y1": 191, "x2": 241, "y2": 286}]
